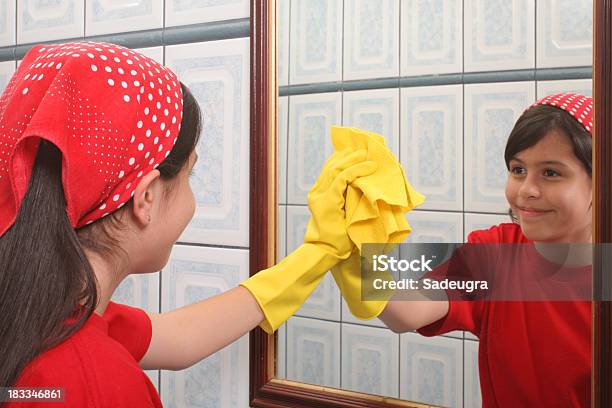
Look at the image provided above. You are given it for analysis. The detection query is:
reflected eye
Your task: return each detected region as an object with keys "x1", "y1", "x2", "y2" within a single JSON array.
[
  {"x1": 544, "y1": 169, "x2": 560, "y2": 177},
  {"x1": 510, "y1": 166, "x2": 525, "y2": 175}
]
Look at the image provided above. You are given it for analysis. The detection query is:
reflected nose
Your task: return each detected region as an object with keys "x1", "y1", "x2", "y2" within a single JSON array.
[{"x1": 518, "y1": 172, "x2": 541, "y2": 199}]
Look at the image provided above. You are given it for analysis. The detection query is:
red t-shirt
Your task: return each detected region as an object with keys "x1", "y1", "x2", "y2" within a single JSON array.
[
  {"x1": 418, "y1": 222, "x2": 591, "y2": 407},
  {"x1": 7, "y1": 301, "x2": 161, "y2": 407}
]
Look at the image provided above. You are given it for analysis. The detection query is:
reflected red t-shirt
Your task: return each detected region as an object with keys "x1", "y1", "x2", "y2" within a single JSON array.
[
  {"x1": 417, "y1": 222, "x2": 591, "y2": 407},
  {"x1": 7, "y1": 301, "x2": 161, "y2": 407}
]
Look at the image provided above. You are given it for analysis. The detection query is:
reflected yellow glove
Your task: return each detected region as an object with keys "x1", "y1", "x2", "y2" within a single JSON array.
[
  {"x1": 240, "y1": 149, "x2": 377, "y2": 334},
  {"x1": 328, "y1": 127, "x2": 426, "y2": 320}
]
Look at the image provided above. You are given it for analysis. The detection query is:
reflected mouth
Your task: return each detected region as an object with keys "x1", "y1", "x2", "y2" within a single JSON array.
[{"x1": 518, "y1": 207, "x2": 553, "y2": 218}]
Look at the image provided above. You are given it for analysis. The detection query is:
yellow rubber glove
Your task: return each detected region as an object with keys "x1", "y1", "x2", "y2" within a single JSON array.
[
  {"x1": 328, "y1": 127, "x2": 426, "y2": 320},
  {"x1": 240, "y1": 149, "x2": 377, "y2": 334}
]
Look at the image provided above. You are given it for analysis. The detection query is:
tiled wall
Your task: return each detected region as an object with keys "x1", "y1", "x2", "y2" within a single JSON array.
[
  {"x1": 277, "y1": 1, "x2": 592, "y2": 407},
  {"x1": 0, "y1": 1, "x2": 251, "y2": 407}
]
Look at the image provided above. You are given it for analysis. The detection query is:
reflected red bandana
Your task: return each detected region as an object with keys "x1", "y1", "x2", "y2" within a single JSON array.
[
  {"x1": 529, "y1": 92, "x2": 592, "y2": 135},
  {"x1": 0, "y1": 41, "x2": 183, "y2": 237}
]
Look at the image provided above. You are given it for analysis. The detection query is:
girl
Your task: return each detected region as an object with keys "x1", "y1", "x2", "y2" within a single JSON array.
[
  {"x1": 337, "y1": 92, "x2": 593, "y2": 407},
  {"x1": 0, "y1": 41, "x2": 378, "y2": 407}
]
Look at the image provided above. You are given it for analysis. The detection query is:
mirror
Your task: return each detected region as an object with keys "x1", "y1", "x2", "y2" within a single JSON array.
[{"x1": 270, "y1": 0, "x2": 595, "y2": 407}]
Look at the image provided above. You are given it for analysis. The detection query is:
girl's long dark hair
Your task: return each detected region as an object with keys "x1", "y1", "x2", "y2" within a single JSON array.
[
  {"x1": 504, "y1": 104, "x2": 592, "y2": 223},
  {"x1": 0, "y1": 82, "x2": 201, "y2": 393}
]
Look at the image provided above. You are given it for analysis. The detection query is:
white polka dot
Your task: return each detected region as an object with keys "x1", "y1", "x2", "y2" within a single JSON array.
[
  {"x1": 148, "y1": 94, "x2": 153, "y2": 101},
  {"x1": 127, "y1": 59, "x2": 133, "y2": 65},
  {"x1": 164, "y1": 109, "x2": 169, "y2": 116},
  {"x1": 160, "y1": 123, "x2": 166, "y2": 131},
  {"x1": 22, "y1": 88, "x2": 28, "y2": 95},
  {"x1": 121, "y1": 81, "x2": 128, "y2": 88},
  {"x1": 138, "y1": 143, "x2": 144, "y2": 151},
  {"x1": 156, "y1": 102, "x2": 161, "y2": 109},
  {"x1": 172, "y1": 116, "x2": 176, "y2": 124},
  {"x1": 145, "y1": 152, "x2": 150, "y2": 159},
  {"x1": 144, "y1": 107, "x2": 150, "y2": 115},
  {"x1": 149, "y1": 157, "x2": 155, "y2": 165},
  {"x1": 100, "y1": 55, "x2": 108, "y2": 61},
  {"x1": 37, "y1": 74, "x2": 43, "y2": 81},
  {"x1": 158, "y1": 144, "x2": 163, "y2": 152},
  {"x1": 154, "y1": 136, "x2": 159, "y2": 144},
  {"x1": 91, "y1": 64, "x2": 98, "y2": 72},
  {"x1": 134, "y1": 80, "x2": 140, "y2": 87},
  {"x1": 118, "y1": 68, "x2": 125, "y2": 75},
  {"x1": 87, "y1": 53, "x2": 94, "y2": 58},
  {"x1": 113, "y1": 194, "x2": 120, "y2": 202},
  {"x1": 137, "y1": 120, "x2": 143, "y2": 128},
  {"x1": 129, "y1": 157, "x2": 135, "y2": 165},
  {"x1": 123, "y1": 95, "x2": 130, "y2": 102},
  {"x1": 130, "y1": 69, "x2": 137, "y2": 75},
  {"x1": 130, "y1": 135, "x2": 136, "y2": 143},
  {"x1": 99, "y1": 203, "x2": 107, "y2": 210},
  {"x1": 165, "y1": 130, "x2": 171, "y2": 137},
  {"x1": 24, "y1": 73, "x2": 30, "y2": 80},
  {"x1": 138, "y1": 170, "x2": 143, "y2": 177},
  {"x1": 114, "y1": 57, "x2": 120, "y2": 63},
  {"x1": 108, "y1": 78, "x2": 115, "y2": 86},
  {"x1": 165, "y1": 150, "x2": 170, "y2": 158},
  {"x1": 152, "y1": 115, "x2": 157, "y2": 123},
  {"x1": 118, "y1": 170, "x2": 124, "y2": 178},
  {"x1": 105, "y1": 66, "x2": 112, "y2": 73},
  {"x1": 146, "y1": 129, "x2": 151, "y2": 137}
]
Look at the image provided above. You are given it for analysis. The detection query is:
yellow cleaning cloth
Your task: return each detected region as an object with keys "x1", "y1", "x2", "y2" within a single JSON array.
[{"x1": 329, "y1": 126, "x2": 426, "y2": 319}]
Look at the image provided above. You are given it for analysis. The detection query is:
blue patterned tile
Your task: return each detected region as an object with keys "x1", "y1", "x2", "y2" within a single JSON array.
[
  {"x1": 344, "y1": 0, "x2": 399, "y2": 80},
  {"x1": 18, "y1": 0, "x2": 84, "y2": 44},
  {"x1": 465, "y1": 0, "x2": 535, "y2": 71},
  {"x1": 341, "y1": 323, "x2": 400, "y2": 398},
  {"x1": 536, "y1": 79, "x2": 593, "y2": 99},
  {"x1": 286, "y1": 316, "x2": 341, "y2": 388},
  {"x1": 278, "y1": 96, "x2": 288, "y2": 204},
  {"x1": 278, "y1": 0, "x2": 290, "y2": 86},
  {"x1": 160, "y1": 244, "x2": 249, "y2": 408},
  {"x1": 401, "y1": 85, "x2": 463, "y2": 211},
  {"x1": 537, "y1": 0, "x2": 592, "y2": 68},
  {"x1": 0, "y1": 61, "x2": 15, "y2": 95},
  {"x1": 165, "y1": 0, "x2": 249, "y2": 27},
  {"x1": 403, "y1": 210, "x2": 463, "y2": 244},
  {"x1": 166, "y1": 39, "x2": 250, "y2": 247},
  {"x1": 0, "y1": 0, "x2": 15, "y2": 46},
  {"x1": 287, "y1": 93, "x2": 341, "y2": 205},
  {"x1": 401, "y1": 0, "x2": 462, "y2": 76},
  {"x1": 286, "y1": 205, "x2": 341, "y2": 321},
  {"x1": 464, "y1": 82, "x2": 535, "y2": 213},
  {"x1": 290, "y1": 0, "x2": 342, "y2": 84},
  {"x1": 86, "y1": 0, "x2": 163, "y2": 36},
  {"x1": 464, "y1": 340, "x2": 482, "y2": 407},
  {"x1": 343, "y1": 88, "x2": 399, "y2": 156},
  {"x1": 399, "y1": 332, "x2": 463, "y2": 407}
]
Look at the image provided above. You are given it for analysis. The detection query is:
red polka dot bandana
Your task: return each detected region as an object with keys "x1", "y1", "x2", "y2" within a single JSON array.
[
  {"x1": 528, "y1": 92, "x2": 592, "y2": 135},
  {"x1": 0, "y1": 41, "x2": 183, "y2": 237}
]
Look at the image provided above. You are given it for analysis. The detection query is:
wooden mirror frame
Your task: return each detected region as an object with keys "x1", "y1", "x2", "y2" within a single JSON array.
[{"x1": 249, "y1": 0, "x2": 612, "y2": 406}]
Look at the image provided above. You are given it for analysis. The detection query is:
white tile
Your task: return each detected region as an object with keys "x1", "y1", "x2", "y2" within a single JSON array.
[
  {"x1": 401, "y1": 0, "x2": 462, "y2": 76},
  {"x1": 341, "y1": 323, "x2": 399, "y2": 398},
  {"x1": 286, "y1": 316, "x2": 341, "y2": 388},
  {"x1": 278, "y1": 95, "x2": 288, "y2": 204},
  {"x1": 145, "y1": 370, "x2": 160, "y2": 393},
  {"x1": 464, "y1": 82, "x2": 536, "y2": 213},
  {"x1": 401, "y1": 85, "x2": 463, "y2": 211},
  {"x1": 399, "y1": 332, "x2": 463, "y2": 407},
  {"x1": 536, "y1": 0, "x2": 592, "y2": 68},
  {"x1": 464, "y1": 339, "x2": 482, "y2": 407},
  {"x1": 536, "y1": 79, "x2": 593, "y2": 99},
  {"x1": 403, "y1": 210, "x2": 464, "y2": 244},
  {"x1": 344, "y1": 0, "x2": 399, "y2": 80},
  {"x1": 86, "y1": 0, "x2": 163, "y2": 36},
  {"x1": 160, "y1": 244, "x2": 249, "y2": 408},
  {"x1": 278, "y1": 0, "x2": 290, "y2": 87},
  {"x1": 290, "y1": 0, "x2": 342, "y2": 84},
  {"x1": 276, "y1": 322, "x2": 287, "y2": 379},
  {"x1": 464, "y1": 213, "x2": 512, "y2": 243},
  {"x1": 166, "y1": 38, "x2": 250, "y2": 247},
  {"x1": 277, "y1": 205, "x2": 287, "y2": 261},
  {"x1": 287, "y1": 92, "x2": 341, "y2": 205},
  {"x1": 165, "y1": 0, "x2": 249, "y2": 27},
  {"x1": 18, "y1": 0, "x2": 84, "y2": 44},
  {"x1": 112, "y1": 273, "x2": 160, "y2": 313},
  {"x1": 464, "y1": 0, "x2": 535, "y2": 72},
  {"x1": 286, "y1": 205, "x2": 341, "y2": 321},
  {"x1": 0, "y1": 0, "x2": 16, "y2": 46},
  {"x1": 135, "y1": 46, "x2": 164, "y2": 65},
  {"x1": 0, "y1": 60, "x2": 16, "y2": 94},
  {"x1": 343, "y1": 88, "x2": 399, "y2": 157}
]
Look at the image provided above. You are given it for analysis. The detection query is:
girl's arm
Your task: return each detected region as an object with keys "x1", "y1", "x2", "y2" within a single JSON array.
[
  {"x1": 139, "y1": 286, "x2": 263, "y2": 371},
  {"x1": 378, "y1": 292, "x2": 449, "y2": 333}
]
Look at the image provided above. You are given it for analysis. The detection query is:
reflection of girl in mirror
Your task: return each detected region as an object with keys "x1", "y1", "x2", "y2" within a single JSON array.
[
  {"x1": 0, "y1": 42, "x2": 373, "y2": 407},
  {"x1": 374, "y1": 93, "x2": 592, "y2": 407}
]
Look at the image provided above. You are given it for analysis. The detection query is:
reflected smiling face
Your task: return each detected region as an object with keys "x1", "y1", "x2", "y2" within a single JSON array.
[{"x1": 505, "y1": 130, "x2": 592, "y2": 243}]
